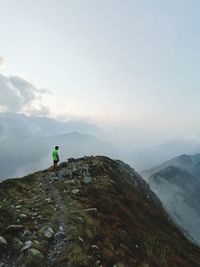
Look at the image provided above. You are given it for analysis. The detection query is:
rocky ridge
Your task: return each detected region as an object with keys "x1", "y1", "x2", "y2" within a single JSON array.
[{"x1": 0, "y1": 156, "x2": 200, "y2": 266}]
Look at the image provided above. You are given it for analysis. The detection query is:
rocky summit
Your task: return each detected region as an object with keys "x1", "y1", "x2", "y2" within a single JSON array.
[{"x1": 0, "y1": 156, "x2": 200, "y2": 267}]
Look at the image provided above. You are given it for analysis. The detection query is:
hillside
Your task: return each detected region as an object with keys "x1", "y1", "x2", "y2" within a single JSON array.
[
  {"x1": 149, "y1": 165, "x2": 200, "y2": 246},
  {"x1": 0, "y1": 156, "x2": 200, "y2": 267}
]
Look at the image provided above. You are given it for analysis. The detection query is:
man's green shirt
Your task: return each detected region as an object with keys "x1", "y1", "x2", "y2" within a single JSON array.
[{"x1": 52, "y1": 150, "x2": 59, "y2": 161}]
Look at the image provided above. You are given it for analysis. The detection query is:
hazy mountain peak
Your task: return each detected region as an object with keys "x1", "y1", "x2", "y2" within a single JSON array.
[{"x1": 142, "y1": 152, "x2": 200, "y2": 179}]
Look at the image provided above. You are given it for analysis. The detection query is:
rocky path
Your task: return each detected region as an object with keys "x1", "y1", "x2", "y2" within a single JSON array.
[{"x1": 45, "y1": 172, "x2": 69, "y2": 266}]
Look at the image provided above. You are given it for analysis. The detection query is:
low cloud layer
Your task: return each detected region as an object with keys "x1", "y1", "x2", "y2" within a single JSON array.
[
  {"x1": 0, "y1": 72, "x2": 49, "y2": 114},
  {"x1": 0, "y1": 57, "x2": 5, "y2": 68}
]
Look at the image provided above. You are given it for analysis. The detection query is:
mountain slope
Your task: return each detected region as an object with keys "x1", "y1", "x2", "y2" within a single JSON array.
[
  {"x1": 0, "y1": 156, "x2": 200, "y2": 267},
  {"x1": 149, "y1": 165, "x2": 200, "y2": 245},
  {"x1": 143, "y1": 154, "x2": 200, "y2": 246}
]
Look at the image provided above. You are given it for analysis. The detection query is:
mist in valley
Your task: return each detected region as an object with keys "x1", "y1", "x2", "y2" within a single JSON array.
[{"x1": 1, "y1": 111, "x2": 200, "y2": 181}]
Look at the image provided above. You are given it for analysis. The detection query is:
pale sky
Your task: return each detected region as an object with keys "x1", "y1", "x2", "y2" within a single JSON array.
[{"x1": 1, "y1": 0, "x2": 200, "y2": 146}]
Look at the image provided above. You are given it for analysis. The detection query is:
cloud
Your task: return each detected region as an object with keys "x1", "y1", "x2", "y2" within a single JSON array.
[
  {"x1": 0, "y1": 73, "x2": 50, "y2": 113},
  {"x1": 25, "y1": 104, "x2": 50, "y2": 116},
  {"x1": 0, "y1": 57, "x2": 5, "y2": 69}
]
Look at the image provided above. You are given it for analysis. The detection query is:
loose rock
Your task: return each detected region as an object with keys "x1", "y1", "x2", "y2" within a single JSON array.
[
  {"x1": 0, "y1": 236, "x2": 7, "y2": 246},
  {"x1": 84, "y1": 175, "x2": 92, "y2": 184},
  {"x1": 5, "y1": 225, "x2": 25, "y2": 234},
  {"x1": 54, "y1": 231, "x2": 66, "y2": 241},
  {"x1": 29, "y1": 248, "x2": 44, "y2": 258},
  {"x1": 44, "y1": 227, "x2": 54, "y2": 239},
  {"x1": 64, "y1": 179, "x2": 75, "y2": 185},
  {"x1": 45, "y1": 198, "x2": 52, "y2": 203},
  {"x1": 22, "y1": 229, "x2": 32, "y2": 237},
  {"x1": 21, "y1": 240, "x2": 33, "y2": 251},
  {"x1": 71, "y1": 189, "x2": 80, "y2": 195},
  {"x1": 84, "y1": 208, "x2": 98, "y2": 212},
  {"x1": 19, "y1": 214, "x2": 28, "y2": 220},
  {"x1": 15, "y1": 205, "x2": 22, "y2": 209}
]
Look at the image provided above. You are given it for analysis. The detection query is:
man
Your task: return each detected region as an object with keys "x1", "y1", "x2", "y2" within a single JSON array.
[{"x1": 52, "y1": 146, "x2": 60, "y2": 170}]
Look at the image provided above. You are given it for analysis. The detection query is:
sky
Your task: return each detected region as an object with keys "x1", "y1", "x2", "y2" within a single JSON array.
[{"x1": 1, "y1": 0, "x2": 200, "y2": 148}]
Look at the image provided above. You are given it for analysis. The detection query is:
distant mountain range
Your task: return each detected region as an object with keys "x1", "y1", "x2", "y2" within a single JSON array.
[
  {"x1": 144, "y1": 153, "x2": 200, "y2": 245},
  {"x1": 0, "y1": 112, "x2": 101, "y2": 140},
  {"x1": 0, "y1": 113, "x2": 117, "y2": 180},
  {"x1": 142, "y1": 153, "x2": 200, "y2": 179},
  {"x1": 125, "y1": 140, "x2": 200, "y2": 171}
]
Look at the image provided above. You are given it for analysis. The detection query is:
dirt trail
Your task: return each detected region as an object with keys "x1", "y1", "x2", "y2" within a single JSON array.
[{"x1": 45, "y1": 172, "x2": 69, "y2": 266}]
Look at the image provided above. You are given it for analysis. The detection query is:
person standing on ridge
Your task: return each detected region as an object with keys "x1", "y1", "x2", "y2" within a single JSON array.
[{"x1": 52, "y1": 146, "x2": 60, "y2": 170}]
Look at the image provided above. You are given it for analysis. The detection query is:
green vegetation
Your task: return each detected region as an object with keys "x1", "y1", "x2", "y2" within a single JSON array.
[
  {"x1": 144, "y1": 236, "x2": 170, "y2": 266},
  {"x1": 67, "y1": 243, "x2": 91, "y2": 267}
]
